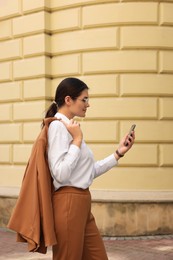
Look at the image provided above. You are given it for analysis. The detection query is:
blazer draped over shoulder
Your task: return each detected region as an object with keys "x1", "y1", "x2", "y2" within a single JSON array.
[{"x1": 8, "y1": 117, "x2": 58, "y2": 254}]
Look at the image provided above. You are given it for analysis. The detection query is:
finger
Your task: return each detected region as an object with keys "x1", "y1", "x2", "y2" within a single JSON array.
[
  {"x1": 125, "y1": 135, "x2": 133, "y2": 147},
  {"x1": 124, "y1": 134, "x2": 129, "y2": 146},
  {"x1": 132, "y1": 132, "x2": 135, "y2": 139},
  {"x1": 73, "y1": 121, "x2": 80, "y2": 126}
]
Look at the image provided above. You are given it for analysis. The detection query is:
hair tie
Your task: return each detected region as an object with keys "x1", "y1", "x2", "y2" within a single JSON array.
[{"x1": 53, "y1": 101, "x2": 57, "y2": 105}]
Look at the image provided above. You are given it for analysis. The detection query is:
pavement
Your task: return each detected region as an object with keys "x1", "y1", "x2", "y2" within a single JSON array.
[{"x1": 0, "y1": 228, "x2": 173, "y2": 260}]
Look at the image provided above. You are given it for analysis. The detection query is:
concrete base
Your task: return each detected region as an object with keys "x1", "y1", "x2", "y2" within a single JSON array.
[
  {"x1": 1, "y1": 188, "x2": 173, "y2": 236},
  {"x1": 92, "y1": 201, "x2": 173, "y2": 236}
]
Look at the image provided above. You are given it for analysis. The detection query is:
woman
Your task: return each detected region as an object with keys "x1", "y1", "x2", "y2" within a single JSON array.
[{"x1": 45, "y1": 77, "x2": 135, "y2": 260}]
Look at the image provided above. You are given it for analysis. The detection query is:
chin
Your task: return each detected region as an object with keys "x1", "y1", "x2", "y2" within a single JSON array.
[{"x1": 78, "y1": 113, "x2": 86, "y2": 118}]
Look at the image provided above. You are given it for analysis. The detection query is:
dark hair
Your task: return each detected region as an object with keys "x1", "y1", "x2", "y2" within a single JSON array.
[{"x1": 45, "y1": 77, "x2": 89, "y2": 118}]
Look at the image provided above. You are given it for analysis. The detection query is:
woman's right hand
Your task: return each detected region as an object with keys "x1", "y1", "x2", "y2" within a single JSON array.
[{"x1": 60, "y1": 119, "x2": 83, "y2": 148}]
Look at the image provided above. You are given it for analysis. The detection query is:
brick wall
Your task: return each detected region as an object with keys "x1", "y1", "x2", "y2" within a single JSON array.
[{"x1": 0, "y1": 0, "x2": 173, "y2": 194}]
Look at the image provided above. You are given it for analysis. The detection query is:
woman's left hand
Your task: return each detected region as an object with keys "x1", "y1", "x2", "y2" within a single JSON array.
[{"x1": 115, "y1": 131, "x2": 135, "y2": 159}]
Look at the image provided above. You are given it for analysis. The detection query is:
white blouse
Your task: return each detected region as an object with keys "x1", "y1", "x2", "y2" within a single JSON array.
[{"x1": 48, "y1": 112, "x2": 118, "y2": 190}]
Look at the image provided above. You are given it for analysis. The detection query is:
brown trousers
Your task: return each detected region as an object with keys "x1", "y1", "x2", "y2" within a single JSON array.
[{"x1": 52, "y1": 187, "x2": 108, "y2": 260}]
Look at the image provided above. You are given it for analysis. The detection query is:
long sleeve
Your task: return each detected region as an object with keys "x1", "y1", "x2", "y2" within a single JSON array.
[{"x1": 94, "y1": 154, "x2": 118, "y2": 178}]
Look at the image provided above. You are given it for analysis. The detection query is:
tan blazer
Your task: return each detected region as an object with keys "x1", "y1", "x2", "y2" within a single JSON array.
[{"x1": 8, "y1": 117, "x2": 58, "y2": 254}]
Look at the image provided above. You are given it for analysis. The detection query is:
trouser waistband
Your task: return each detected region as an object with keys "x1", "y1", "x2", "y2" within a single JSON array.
[{"x1": 54, "y1": 186, "x2": 89, "y2": 195}]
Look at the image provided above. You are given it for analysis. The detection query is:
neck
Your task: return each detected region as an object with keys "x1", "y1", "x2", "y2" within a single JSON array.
[{"x1": 58, "y1": 107, "x2": 74, "y2": 120}]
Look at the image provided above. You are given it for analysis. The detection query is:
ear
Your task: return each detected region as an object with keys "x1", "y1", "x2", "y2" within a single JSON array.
[{"x1": 64, "y1": 96, "x2": 72, "y2": 106}]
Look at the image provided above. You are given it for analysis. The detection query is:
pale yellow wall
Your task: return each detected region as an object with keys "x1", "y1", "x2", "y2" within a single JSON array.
[{"x1": 0, "y1": 0, "x2": 173, "y2": 193}]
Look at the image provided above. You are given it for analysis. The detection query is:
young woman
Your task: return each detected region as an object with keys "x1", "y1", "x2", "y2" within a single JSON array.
[{"x1": 45, "y1": 77, "x2": 135, "y2": 260}]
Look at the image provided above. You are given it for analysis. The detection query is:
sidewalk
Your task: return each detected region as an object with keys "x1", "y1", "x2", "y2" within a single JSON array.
[{"x1": 0, "y1": 228, "x2": 173, "y2": 260}]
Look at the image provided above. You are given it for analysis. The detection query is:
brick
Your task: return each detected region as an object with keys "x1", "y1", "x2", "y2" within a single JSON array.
[
  {"x1": 160, "y1": 3, "x2": 173, "y2": 25},
  {"x1": 23, "y1": 122, "x2": 42, "y2": 142},
  {"x1": 0, "y1": 0, "x2": 21, "y2": 19},
  {"x1": 0, "y1": 62, "x2": 12, "y2": 82},
  {"x1": 80, "y1": 121, "x2": 118, "y2": 142},
  {"x1": 91, "y1": 167, "x2": 173, "y2": 190},
  {"x1": 87, "y1": 97, "x2": 157, "y2": 119},
  {"x1": 121, "y1": 144, "x2": 158, "y2": 166},
  {"x1": 0, "y1": 82, "x2": 22, "y2": 102},
  {"x1": 52, "y1": 54, "x2": 81, "y2": 77},
  {"x1": 0, "y1": 104, "x2": 12, "y2": 122},
  {"x1": 121, "y1": 121, "x2": 173, "y2": 142},
  {"x1": 51, "y1": 0, "x2": 111, "y2": 10},
  {"x1": 13, "y1": 101, "x2": 48, "y2": 121},
  {"x1": 51, "y1": 75, "x2": 118, "y2": 98},
  {"x1": 13, "y1": 144, "x2": 32, "y2": 164},
  {"x1": 23, "y1": 78, "x2": 51, "y2": 100},
  {"x1": 160, "y1": 51, "x2": 173, "y2": 73},
  {"x1": 83, "y1": 51, "x2": 157, "y2": 74},
  {"x1": 120, "y1": 74, "x2": 173, "y2": 96},
  {"x1": 88, "y1": 144, "x2": 158, "y2": 166},
  {"x1": 121, "y1": 27, "x2": 173, "y2": 49},
  {"x1": 0, "y1": 123, "x2": 21, "y2": 143},
  {"x1": 160, "y1": 145, "x2": 173, "y2": 166},
  {"x1": 51, "y1": 78, "x2": 64, "y2": 97},
  {"x1": 0, "y1": 39, "x2": 22, "y2": 61},
  {"x1": 0, "y1": 165, "x2": 25, "y2": 187},
  {"x1": 23, "y1": 34, "x2": 51, "y2": 57},
  {"x1": 80, "y1": 75, "x2": 118, "y2": 96},
  {"x1": 52, "y1": 28, "x2": 118, "y2": 54},
  {"x1": 13, "y1": 56, "x2": 51, "y2": 80},
  {"x1": 0, "y1": 145, "x2": 11, "y2": 164},
  {"x1": 159, "y1": 98, "x2": 173, "y2": 119},
  {"x1": 51, "y1": 8, "x2": 80, "y2": 32},
  {"x1": 23, "y1": 0, "x2": 50, "y2": 13},
  {"x1": 13, "y1": 11, "x2": 50, "y2": 37},
  {"x1": 83, "y1": 3, "x2": 158, "y2": 28},
  {"x1": 0, "y1": 20, "x2": 12, "y2": 40}
]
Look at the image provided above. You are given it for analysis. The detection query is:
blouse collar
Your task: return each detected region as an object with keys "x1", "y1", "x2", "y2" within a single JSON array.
[{"x1": 54, "y1": 112, "x2": 70, "y2": 124}]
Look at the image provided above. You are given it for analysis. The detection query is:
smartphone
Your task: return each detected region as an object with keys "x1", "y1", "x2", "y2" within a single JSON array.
[{"x1": 125, "y1": 124, "x2": 136, "y2": 146}]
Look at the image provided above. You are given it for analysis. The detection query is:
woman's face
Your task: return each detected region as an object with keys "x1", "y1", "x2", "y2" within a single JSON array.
[{"x1": 69, "y1": 89, "x2": 90, "y2": 118}]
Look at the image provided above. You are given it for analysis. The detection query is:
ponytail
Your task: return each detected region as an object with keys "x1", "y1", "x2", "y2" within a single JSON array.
[
  {"x1": 41, "y1": 102, "x2": 58, "y2": 128},
  {"x1": 45, "y1": 102, "x2": 58, "y2": 118}
]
